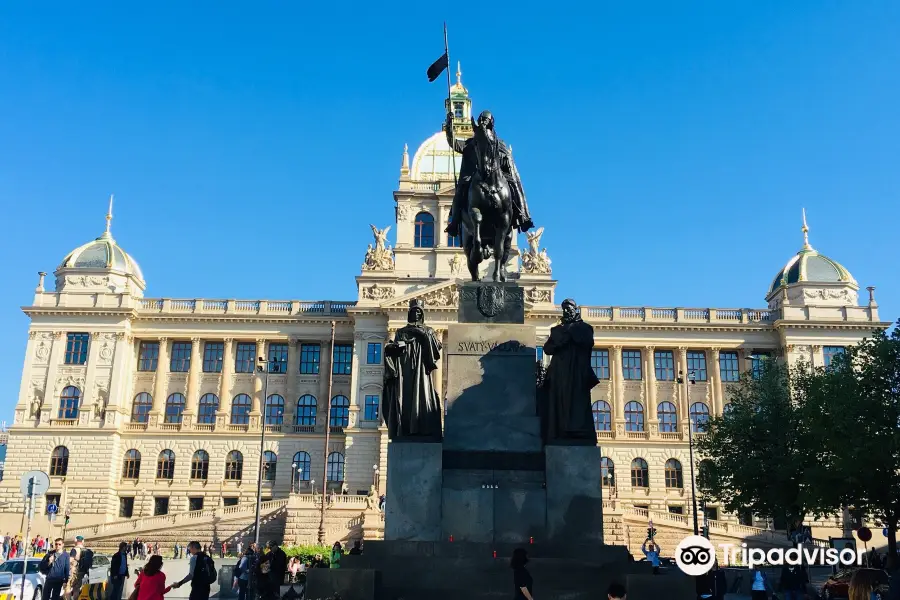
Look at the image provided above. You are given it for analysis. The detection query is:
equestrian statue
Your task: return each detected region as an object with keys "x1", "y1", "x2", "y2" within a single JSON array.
[{"x1": 445, "y1": 110, "x2": 534, "y2": 282}]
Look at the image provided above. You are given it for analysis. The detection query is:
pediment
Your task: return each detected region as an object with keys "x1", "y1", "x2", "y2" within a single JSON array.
[{"x1": 382, "y1": 278, "x2": 461, "y2": 310}]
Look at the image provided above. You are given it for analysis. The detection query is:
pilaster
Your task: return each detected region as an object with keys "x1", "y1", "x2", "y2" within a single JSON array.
[
  {"x1": 676, "y1": 346, "x2": 689, "y2": 424},
  {"x1": 319, "y1": 336, "x2": 334, "y2": 424},
  {"x1": 710, "y1": 347, "x2": 723, "y2": 415},
  {"x1": 150, "y1": 337, "x2": 169, "y2": 425},
  {"x1": 645, "y1": 346, "x2": 657, "y2": 434},
  {"x1": 105, "y1": 333, "x2": 132, "y2": 427},
  {"x1": 218, "y1": 338, "x2": 234, "y2": 426},
  {"x1": 252, "y1": 338, "x2": 266, "y2": 415},
  {"x1": 41, "y1": 332, "x2": 66, "y2": 424},
  {"x1": 612, "y1": 345, "x2": 625, "y2": 431}
]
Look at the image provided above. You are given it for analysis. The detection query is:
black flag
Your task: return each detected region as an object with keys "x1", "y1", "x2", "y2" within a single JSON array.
[{"x1": 427, "y1": 52, "x2": 449, "y2": 82}]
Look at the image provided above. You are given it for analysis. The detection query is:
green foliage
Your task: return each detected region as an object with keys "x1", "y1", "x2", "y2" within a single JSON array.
[
  {"x1": 695, "y1": 359, "x2": 816, "y2": 530},
  {"x1": 282, "y1": 544, "x2": 332, "y2": 565}
]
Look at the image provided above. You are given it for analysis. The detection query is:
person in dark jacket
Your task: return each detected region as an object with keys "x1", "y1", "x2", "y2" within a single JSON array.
[
  {"x1": 39, "y1": 538, "x2": 71, "y2": 600},
  {"x1": 170, "y1": 541, "x2": 213, "y2": 600},
  {"x1": 108, "y1": 542, "x2": 130, "y2": 600},
  {"x1": 258, "y1": 540, "x2": 287, "y2": 600},
  {"x1": 711, "y1": 561, "x2": 728, "y2": 600},
  {"x1": 778, "y1": 564, "x2": 808, "y2": 600}
]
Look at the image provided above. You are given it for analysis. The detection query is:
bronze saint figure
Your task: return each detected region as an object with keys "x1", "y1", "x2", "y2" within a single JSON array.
[
  {"x1": 540, "y1": 298, "x2": 600, "y2": 443},
  {"x1": 382, "y1": 299, "x2": 443, "y2": 441}
]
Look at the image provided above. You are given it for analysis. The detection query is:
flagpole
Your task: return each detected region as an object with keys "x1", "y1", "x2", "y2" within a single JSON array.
[{"x1": 443, "y1": 22, "x2": 459, "y2": 189}]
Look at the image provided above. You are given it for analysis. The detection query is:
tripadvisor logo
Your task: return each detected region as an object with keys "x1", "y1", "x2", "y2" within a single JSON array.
[{"x1": 674, "y1": 534, "x2": 867, "y2": 575}]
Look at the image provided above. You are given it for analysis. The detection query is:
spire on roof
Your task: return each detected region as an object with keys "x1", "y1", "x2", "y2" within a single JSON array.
[
  {"x1": 801, "y1": 208, "x2": 812, "y2": 251},
  {"x1": 99, "y1": 194, "x2": 115, "y2": 240},
  {"x1": 456, "y1": 61, "x2": 462, "y2": 86}
]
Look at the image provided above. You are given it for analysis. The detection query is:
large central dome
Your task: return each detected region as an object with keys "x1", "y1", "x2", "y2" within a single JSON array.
[{"x1": 410, "y1": 132, "x2": 463, "y2": 182}]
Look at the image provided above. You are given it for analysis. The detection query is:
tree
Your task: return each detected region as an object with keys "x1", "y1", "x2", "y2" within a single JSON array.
[
  {"x1": 696, "y1": 360, "x2": 820, "y2": 534},
  {"x1": 805, "y1": 322, "x2": 900, "y2": 557}
]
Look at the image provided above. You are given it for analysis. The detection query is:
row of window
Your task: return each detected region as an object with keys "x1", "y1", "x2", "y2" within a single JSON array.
[
  {"x1": 58, "y1": 387, "x2": 381, "y2": 426},
  {"x1": 50, "y1": 446, "x2": 346, "y2": 482},
  {"x1": 601, "y1": 456, "x2": 712, "y2": 489},
  {"x1": 591, "y1": 400, "x2": 711, "y2": 433},
  {"x1": 137, "y1": 341, "x2": 375, "y2": 375},
  {"x1": 119, "y1": 495, "x2": 276, "y2": 518}
]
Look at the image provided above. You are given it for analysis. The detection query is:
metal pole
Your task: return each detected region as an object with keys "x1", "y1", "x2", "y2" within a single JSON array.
[
  {"x1": 318, "y1": 321, "x2": 336, "y2": 544},
  {"x1": 443, "y1": 22, "x2": 459, "y2": 189},
  {"x1": 253, "y1": 361, "x2": 270, "y2": 545},
  {"x1": 685, "y1": 373, "x2": 699, "y2": 536},
  {"x1": 20, "y1": 480, "x2": 34, "y2": 600}
]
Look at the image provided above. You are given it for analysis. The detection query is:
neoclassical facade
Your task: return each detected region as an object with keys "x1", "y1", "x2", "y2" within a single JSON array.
[{"x1": 0, "y1": 67, "x2": 888, "y2": 535}]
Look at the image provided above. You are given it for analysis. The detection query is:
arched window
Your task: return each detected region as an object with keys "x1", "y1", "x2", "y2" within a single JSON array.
[
  {"x1": 58, "y1": 386, "x2": 81, "y2": 420},
  {"x1": 292, "y1": 451, "x2": 311, "y2": 483},
  {"x1": 231, "y1": 394, "x2": 251, "y2": 425},
  {"x1": 296, "y1": 395, "x2": 317, "y2": 427},
  {"x1": 624, "y1": 401, "x2": 645, "y2": 432},
  {"x1": 330, "y1": 395, "x2": 350, "y2": 429},
  {"x1": 664, "y1": 459, "x2": 683, "y2": 489},
  {"x1": 265, "y1": 395, "x2": 285, "y2": 425},
  {"x1": 165, "y1": 393, "x2": 185, "y2": 424},
  {"x1": 592, "y1": 401, "x2": 611, "y2": 432},
  {"x1": 414, "y1": 212, "x2": 435, "y2": 248},
  {"x1": 198, "y1": 394, "x2": 219, "y2": 424},
  {"x1": 122, "y1": 449, "x2": 141, "y2": 480},
  {"x1": 601, "y1": 457, "x2": 615, "y2": 488},
  {"x1": 156, "y1": 450, "x2": 175, "y2": 480},
  {"x1": 630, "y1": 458, "x2": 649, "y2": 488},
  {"x1": 327, "y1": 452, "x2": 345, "y2": 482},
  {"x1": 263, "y1": 451, "x2": 277, "y2": 481},
  {"x1": 657, "y1": 401, "x2": 678, "y2": 433},
  {"x1": 225, "y1": 451, "x2": 243, "y2": 480},
  {"x1": 131, "y1": 393, "x2": 153, "y2": 423},
  {"x1": 447, "y1": 231, "x2": 461, "y2": 248},
  {"x1": 49, "y1": 446, "x2": 69, "y2": 476},
  {"x1": 190, "y1": 450, "x2": 209, "y2": 480},
  {"x1": 690, "y1": 402, "x2": 710, "y2": 433}
]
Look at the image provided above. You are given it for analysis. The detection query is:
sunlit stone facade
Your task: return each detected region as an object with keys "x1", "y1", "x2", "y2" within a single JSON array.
[{"x1": 0, "y1": 68, "x2": 887, "y2": 537}]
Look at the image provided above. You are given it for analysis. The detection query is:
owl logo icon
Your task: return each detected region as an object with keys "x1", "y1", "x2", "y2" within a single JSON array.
[{"x1": 675, "y1": 535, "x2": 716, "y2": 576}]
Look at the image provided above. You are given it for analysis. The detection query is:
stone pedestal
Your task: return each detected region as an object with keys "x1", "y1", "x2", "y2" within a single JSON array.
[
  {"x1": 545, "y1": 444, "x2": 605, "y2": 543},
  {"x1": 384, "y1": 442, "x2": 442, "y2": 541},
  {"x1": 457, "y1": 281, "x2": 525, "y2": 324}
]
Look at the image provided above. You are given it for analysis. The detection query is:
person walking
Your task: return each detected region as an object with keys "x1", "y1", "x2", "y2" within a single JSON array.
[
  {"x1": 232, "y1": 547, "x2": 252, "y2": 600},
  {"x1": 135, "y1": 555, "x2": 168, "y2": 600},
  {"x1": 778, "y1": 564, "x2": 808, "y2": 600},
  {"x1": 170, "y1": 541, "x2": 215, "y2": 600},
  {"x1": 257, "y1": 540, "x2": 286, "y2": 600},
  {"x1": 108, "y1": 542, "x2": 130, "y2": 600},
  {"x1": 749, "y1": 567, "x2": 772, "y2": 600},
  {"x1": 68, "y1": 535, "x2": 94, "y2": 600},
  {"x1": 511, "y1": 548, "x2": 534, "y2": 600},
  {"x1": 39, "y1": 538, "x2": 71, "y2": 600},
  {"x1": 329, "y1": 542, "x2": 343, "y2": 569}
]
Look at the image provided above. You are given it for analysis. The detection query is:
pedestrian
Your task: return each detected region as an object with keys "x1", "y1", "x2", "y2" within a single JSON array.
[
  {"x1": 749, "y1": 566, "x2": 772, "y2": 600},
  {"x1": 220, "y1": 542, "x2": 226, "y2": 559},
  {"x1": 348, "y1": 541, "x2": 362, "y2": 556},
  {"x1": 1, "y1": 534, "x2": 8, "y2": 560},
  {"x1": 236, "y1": 541, "x2": 243, "y2": 557},
  {"x1": 607, "y1": 582, "x2": 627, "y2": 599},
  {"x1": 258, "y1": 540, "x2": 286, "y2": 600},
  {"x1": 38, "y1": 538, "x2": 70, "y2": 600},
  {"x1": 16, "y1": 537, "x2": 24, "y2": 559},
  {"x1": 246, "y1": 543, "x2": 260, "y2": 600},
  {"x1": 511, "y1": 548, "x2": 533, "y2": 600},
  {"x1": 849, "y1": 568, "x2": 881, "y2": 600},
  {"x1": 711, "y1": 561, "x2": 727, "y2": 600},
  {"x1": 170, "y1": 541, "x2": 216, "y2": 600},
  {"x1": 68, "y1": 535, "x2": 94, "y2": 600},
  {"x1": 642, "y1": 539, "x2": 661, "y2": 574},
  {"x1": 108, "y1": 541, "x2": 130, "y2": 600},
  {"x1": 232, "y1": 546, "x2": 252, "y2": 600},
  {"x1": 378, "y1": 494, "x2": 385, "y2": 512},
  {"x1": 136, "y1": 555, "x2": 168, "y2": 600},
  {"x1": 778, "y1": 564, "x2": 808, "y2": 600}
]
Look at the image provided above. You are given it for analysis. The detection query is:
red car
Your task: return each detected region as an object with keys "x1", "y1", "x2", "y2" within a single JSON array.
[{"x1": 821, "y1": 568, "x2": 889, "y2": 600}]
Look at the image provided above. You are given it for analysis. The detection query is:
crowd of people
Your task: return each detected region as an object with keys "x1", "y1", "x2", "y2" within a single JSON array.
[{"x1": 37, "y1": 536, "x2": 94, "y2": 600}]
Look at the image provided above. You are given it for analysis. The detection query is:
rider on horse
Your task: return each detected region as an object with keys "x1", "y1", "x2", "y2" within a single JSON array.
[{"x1": 444, "y1": 110, "x2": 534, "y2": 238}]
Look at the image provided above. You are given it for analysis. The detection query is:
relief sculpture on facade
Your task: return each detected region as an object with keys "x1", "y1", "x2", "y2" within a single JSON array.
[
  {"x1": 362, "y1": 225, "x2": 395, "y2": 271},
  {"x1": 361, "y1": 283, "x2": 395, "y2": 301},
  {"x1": 520, "y1": 227, "x2": 552, "y2": 274}
]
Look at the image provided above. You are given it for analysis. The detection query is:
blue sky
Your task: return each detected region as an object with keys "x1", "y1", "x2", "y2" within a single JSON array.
[{"x1": 1, "y1": 2, "x2": 898, "y2": 418}]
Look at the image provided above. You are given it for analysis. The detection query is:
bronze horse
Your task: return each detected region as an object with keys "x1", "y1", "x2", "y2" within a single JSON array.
[{"x1": 460, "y1": 116, "x2": 514, "y2": 282}]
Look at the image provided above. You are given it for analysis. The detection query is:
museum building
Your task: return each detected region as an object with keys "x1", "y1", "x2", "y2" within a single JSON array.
[{"x1": 0, "y1": 66, "x2": 887, "y2": 534}]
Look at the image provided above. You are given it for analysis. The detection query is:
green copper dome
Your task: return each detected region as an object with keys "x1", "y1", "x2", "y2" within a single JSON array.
[{"x1": 769, "y1": 211, "x2": 856, "y2": 295}]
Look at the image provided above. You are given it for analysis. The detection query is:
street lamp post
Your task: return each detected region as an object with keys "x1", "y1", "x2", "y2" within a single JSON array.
[
  {"x1": 318, "y1": 321, "x2": 336, "y2": 544},
  {"x1": 372, "y1": 465, "x2": 379, "y2": 488},
  {"x1": 678, "y1": 369, "x2": 700, "y2": 536},
  {"x1": 253, "y1": 356, "x2": 280, "y2": 545},
  {"x1": 291, "y1": 462, "x2": 297, "y2": 494}
]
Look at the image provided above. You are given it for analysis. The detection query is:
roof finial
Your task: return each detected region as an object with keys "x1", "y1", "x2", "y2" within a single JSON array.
[
  {"x1": 401, "y1": 143, "x2": 409, "y2": 173},
  {"x1": 801, "y1": 207, "x2": 811, "y2": 250},
  {"x1": 105, "y1": 194, "x2": 114, "y2": 236},
  {"x1": 456, "y1": 61, "x2": 462, "y2": 86}
]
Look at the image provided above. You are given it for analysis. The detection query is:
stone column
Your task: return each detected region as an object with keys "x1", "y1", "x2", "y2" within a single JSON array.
[
  {"x1": 676, "y1": 346, "x2": 689, "y2": 425},
  {"x1": 183, "y1": 337, "x2": 202, "y2": 424},
  {"x1": 81, "y1": 332, "x2": 104, "y2": 424},
  {"x1": 40, "y1": 332, "x2": 66, "y2": 423},
  {"x1": 252, "y1": 338, "x2": 266, "y2": 414},
  {"x1": 150, "y1": 337, "x2": 170, "y2": 424},
  {"x1": 318, "y1": 336, "x2": 333, "y2": 428},
  {"x1": 645, "y1": 346, "x2": 657, "y2": 433},
  {"x1": 106, "y1": 333, "x2": 133, "y2": 426},
  {"x1": 612, "y1": 345, "x2": 625, "y2": 430},
  {"x1": 285, "y1": 338, "x2": 299, "y2": 424},
  {"x1": 218, "y1": 338, "x2": 234, "y2": 425},
  {"x1": 349, "y1": 334, "x2": 362, "y2": 414},
  {"x1": 710, "y1": 347, "x2": 723, "y2": 415}
]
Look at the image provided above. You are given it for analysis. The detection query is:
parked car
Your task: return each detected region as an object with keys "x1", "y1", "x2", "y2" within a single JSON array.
[
  {"x1": 87, "y1": 554, "x2": 111, "y2": 585},
  {"x1": 821, "y1": 567, "x2": 889, "y2": 600},
  {"x1": 0, "y1": 558, "x2": 45, "y2": 600}
]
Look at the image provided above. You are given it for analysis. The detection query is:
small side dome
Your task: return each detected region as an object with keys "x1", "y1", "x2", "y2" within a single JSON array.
[
  {"x1": 59, "y1": 232, "x2": 144, "y2": 282},
  {"x1": 768, "y1": 251, "x2": 856, "y2": 294}
]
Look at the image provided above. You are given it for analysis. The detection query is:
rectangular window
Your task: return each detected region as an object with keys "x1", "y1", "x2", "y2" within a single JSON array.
[
  {"x1": 119, "y1": 497, "x2": 134, "y2": 518},
  {"x1": 364, "y1": 395, "x2": 380, "y2": 421},
  {"x1": 268, "y1": 343, "x2": 289, "y2": 374},
  {"x1": 202, "y1": 342, "x2": 224, "y2": 373},
  {"x1": 188, "y1": 497, "x2": 204, "y2": 511},
  {"x1": 622, "y1": 350, "x2": 642, "y2": 380},
  {"x1": 64, "y1": 333, "x2": 89, "y2": 365},
  {"x1": 300, "y1": 343, "x2": 321, "y2": 374},
  {"x1": 153, "y1": 497, "x2": 169, "y2": 516},
  {"x1": 719, "y1": 351, "x2": 740, "y2": 382},
  {"x1": 750, "y1": 351, "x2": 771, "y2": 380},
  {"x1": 138, "y1": 342, "x2": 159, "y2": 372},
  {"x1": 823, "y1": 346, "x2": 845, "y2": 368},
  {"x1": 235, "y1": 343, "x2": 256, "y2": 373},
  {"x1": 654, "y1": 350, "x2": 675, "y2": 381},
  {"x1": 366, "y1": 343, "x2": 382, "y2": 365},
  {"x1": 169, "y1": 342, "x2": 192, "y2": 372},
  {"x1": 591, "y1": 349, "x2": 610, "y2": 380},
  {"x1": 223, "y1": 497, "x2": 239, "y2": 507},
  {"x1": 668, "y1": 505, "x2": 684, "y2": 515},
  {"x1": 333, "y1": 344, "x2": 353, "y2": 375},
  {"x1": 686, "y1": 351, "x2": 708, "y2": 382}
]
